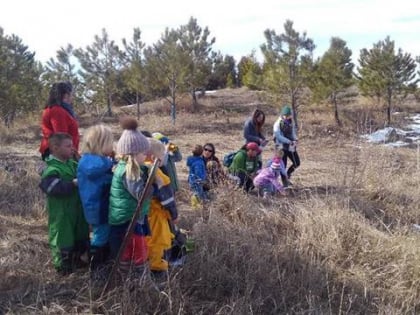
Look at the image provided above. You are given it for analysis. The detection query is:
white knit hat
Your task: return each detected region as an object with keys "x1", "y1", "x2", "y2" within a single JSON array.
[{"x1": 117, "y1": 117, "x2": 150, "y2": 155}]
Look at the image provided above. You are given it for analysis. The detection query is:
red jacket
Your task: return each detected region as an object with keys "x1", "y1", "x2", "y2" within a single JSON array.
[{"x1": 39, "y1": 105, "x2": 80, "y2": 155}]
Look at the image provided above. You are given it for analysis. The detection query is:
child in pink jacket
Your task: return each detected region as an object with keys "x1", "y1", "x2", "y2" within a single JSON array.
[{"x1": 253, "y1": 158, "x2": 286, "y2": 198}]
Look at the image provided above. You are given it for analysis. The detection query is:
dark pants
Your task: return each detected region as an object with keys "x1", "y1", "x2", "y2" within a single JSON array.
[
  {"x1": 238, "y1": 172, "x2": 254, "y2": 192},
  {"x1": 282, "y1": 150, "x2": 300, "y2": 179},
  {"x1": 109, "y1": 222, "x2": 130, "y2": 260}
]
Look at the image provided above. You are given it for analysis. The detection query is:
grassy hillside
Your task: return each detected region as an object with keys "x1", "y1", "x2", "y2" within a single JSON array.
[{"x1": 1, "y1": 88, "x2": 419, "y2": 314}]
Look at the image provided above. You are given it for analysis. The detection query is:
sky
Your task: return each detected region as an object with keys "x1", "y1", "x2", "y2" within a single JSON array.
[{"x1": 1, "y1": 0, "x2": 419, "y2": 65}]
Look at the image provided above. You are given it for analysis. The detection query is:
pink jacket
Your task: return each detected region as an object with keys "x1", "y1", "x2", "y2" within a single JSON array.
[{"x1": 253, "y1": 167, "x2": 284, "y2": 192}]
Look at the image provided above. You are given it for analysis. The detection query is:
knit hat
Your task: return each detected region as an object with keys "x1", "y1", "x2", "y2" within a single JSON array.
[
  {"x1": 271, "y1": 159, "x2": 282, "y2": 170},
  {"x1": 117, "y1": 117, "x2": 150, "y2": 155},
  {"x1": 246, "y1": 142, "x2": 262, "y2": 153},
  {"x1": 152, "y1": 132, "x2": 170, "y2": 144},
  {"x1": 281, "y1": 105, "x2": 292, "y2": 116}
]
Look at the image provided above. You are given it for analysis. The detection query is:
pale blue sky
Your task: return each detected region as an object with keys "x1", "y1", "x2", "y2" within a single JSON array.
[{"x1": 1, "y1": 0, "x2": 419, "y2": 65}]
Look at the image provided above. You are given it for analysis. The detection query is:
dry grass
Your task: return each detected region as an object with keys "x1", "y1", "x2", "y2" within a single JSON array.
[{"x1": 1, "y1": 88, "x2": 419, "y2": 314}]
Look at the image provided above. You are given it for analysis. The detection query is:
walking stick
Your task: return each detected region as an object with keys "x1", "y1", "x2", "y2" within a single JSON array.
[{"x1": 101, "y1": 158, "x2": 160, "y2": 297}]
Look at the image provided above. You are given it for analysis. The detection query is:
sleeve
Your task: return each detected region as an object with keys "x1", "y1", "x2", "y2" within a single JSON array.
[
  {"x1": 274, "y1": 128, "x2": 292, "y2": 145},
  {"x1": 39, "y1": 175, "x2": 76, "y2": 196},
  {"x1": 169, "y1": 147, "x2": 182, "y2": 162},
  {"x1": 273, "y1": 117, "x2": 281, "y2": 134},
  {"x1": 243, "y1": 119, "x2": 261, "y2": 144},
  {"x1": 196, "y1": 161, "x2": 207, "y2": 181},
  {"x1": 292, "y1": 124, "x2": 298, "y2": 141},
  {"x1": 230, "y1": 152, "x2": 246, "y2": 173},
  {"x1": 270, "y1": 176, "x2": 284, "y2": 192},
  {"x1": 155, "y1": 184, "x2": 178, "y2": 220}
]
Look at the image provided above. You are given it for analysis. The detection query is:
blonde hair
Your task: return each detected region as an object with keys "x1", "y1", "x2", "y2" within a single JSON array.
[
  {"x1": 81, "y1": 124, "x2": 114, "y2": 155},
  {"x1": 120, "y1": 154, "x2": 143, "y2": 181},
  {"x1": 148, "y1": 138, "x2": 165, "y2": 161},
  {"x1": 274, "y1": 147, "x2": 284, "y2": 158}
]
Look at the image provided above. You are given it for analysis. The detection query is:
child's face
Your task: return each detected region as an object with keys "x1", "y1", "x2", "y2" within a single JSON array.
[
  {"x1": 135, "y1": 152, "x2": 146, "y2": 165},
  {"x1": 274, "y1": 150, "x2": 284, "y2": 158},
  {"x1": 52, "y1": 139, "x2": 73, "y2": 160}
]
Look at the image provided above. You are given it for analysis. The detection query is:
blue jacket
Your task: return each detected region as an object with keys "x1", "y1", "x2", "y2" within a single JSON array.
[
  {"x1": 186, "y1": 155, "x2": 206, "y2": 185},
  {"x1": 243, "y1": 117, "x2": 265, "y2": 144},
  {"x1": 77, "y1": 154, "x2": 114, "y2": 225}
]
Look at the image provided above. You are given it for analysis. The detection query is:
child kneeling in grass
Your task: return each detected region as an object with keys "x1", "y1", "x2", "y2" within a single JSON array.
[{"x1": 253, "y1": 158, "x2": 286, "y2": 199}]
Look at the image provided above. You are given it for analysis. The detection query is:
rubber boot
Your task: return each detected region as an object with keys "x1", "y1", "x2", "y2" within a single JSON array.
[
  {"x1": 190, "y1": 195, "x2": 201, "y2": 210},
  {"x1": 57, "y1": 249, "x2": 74, "y2": 276}
]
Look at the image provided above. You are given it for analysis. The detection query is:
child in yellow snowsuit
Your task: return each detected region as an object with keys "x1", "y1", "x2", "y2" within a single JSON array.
[{"x1": 145, "y1": 139, "x2": 178, "y2": 275}]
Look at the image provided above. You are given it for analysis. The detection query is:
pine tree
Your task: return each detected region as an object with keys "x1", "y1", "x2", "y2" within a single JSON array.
[
  {"x1": 261, "y1": 20, "x2": 315, "y2": 129},
  {"x1": 144, "y1": 28, "x2": 189, "y2": 124},
  {"x1": 121, "y1": 28, "x2": 146, "y2": 120},
  {"x1": 311, "y1": 37, "x2": 355, "y2": 126},
  {"x1": 357, "y1": 36, "x2": 418, "y2": 125},
  {"x1": 0, "y1": 28, "x2": 42, "y2": 126},
  {"x1": 74, "y1": 28, "x2": 124, "y2": 116},
  {"x1": 178, "y1": 17, "x2": 215, "y2": 110}
]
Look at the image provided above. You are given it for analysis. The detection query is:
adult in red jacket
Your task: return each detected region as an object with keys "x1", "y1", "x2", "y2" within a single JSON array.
[{"x1": 40, "y1": 82, "x2": 79, "y2": 160}]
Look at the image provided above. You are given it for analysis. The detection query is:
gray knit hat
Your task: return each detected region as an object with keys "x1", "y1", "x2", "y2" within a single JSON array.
[{"x1": 117, "y1": 117, "x2": 150, "y2": 155}]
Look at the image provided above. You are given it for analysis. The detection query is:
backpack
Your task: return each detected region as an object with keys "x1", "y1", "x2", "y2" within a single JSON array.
[{"x1": 223, "y1": 151, "x2": 237, "y2": 167}]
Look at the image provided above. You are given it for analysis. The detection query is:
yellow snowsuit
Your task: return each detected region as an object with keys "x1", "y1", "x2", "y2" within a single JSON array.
[{"x1": 146, "y1": 167, "x2": 177, "y2": 271}]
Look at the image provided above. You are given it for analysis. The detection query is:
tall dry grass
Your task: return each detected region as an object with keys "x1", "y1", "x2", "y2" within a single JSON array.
[{"x1": 1, "y1": 89, "x2": 419, "y2": 314}]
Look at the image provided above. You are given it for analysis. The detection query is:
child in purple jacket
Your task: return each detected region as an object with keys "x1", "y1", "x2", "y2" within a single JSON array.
[{"x1": 253, "y1": 158, "x2": 286, "y2": 199}]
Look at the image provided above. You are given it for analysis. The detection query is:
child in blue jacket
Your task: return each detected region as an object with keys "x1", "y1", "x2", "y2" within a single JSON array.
[
  {"x1": 77, "y1": 124, "x2": 115, "y2": 270},
  {"x1": 186, "y1": 145, "x2": 208, "y2": 208}
]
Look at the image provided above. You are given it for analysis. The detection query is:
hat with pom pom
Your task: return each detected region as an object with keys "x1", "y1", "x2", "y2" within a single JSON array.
[
  {"x1": 271, "y1": 158, "x2": 282, "y2": 170},
  {"x1": 117, "y1": 117, "x2": 150, "y2": 155}
]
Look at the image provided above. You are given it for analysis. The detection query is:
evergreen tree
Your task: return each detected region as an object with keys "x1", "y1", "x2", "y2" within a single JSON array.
[
  {"x1": 311, "y1": 37, "x2": 354, "y2": 126},
  {"x1": 261, "y1": 20, "x2": 315, "y2": 128},
  {"x1": 237, "y1": 52, "x2": 262, "y2": 89},
  {"x1": 144, "y1": 28, "x2": 189, "y2": 124},
  {"x1": 207, "y1": 52, "x2": 237, "y2": 90},
  {"x1": 0, "y1": 28, "x2": 42, "y2": 126},
  {"x1": 121, "y1": 28, "x2": 146, "y2": 120},
  {"x1": 357, "y1": 36, "x2": 418, "y2": 125},
  {"x1": 74, "y1": 28, "x2": 124, "y2": 116},
  {"x1": 42, "y1": 44, "x2": 84, "y2": 111},
  {"x1": 178, "y1": 17, "x2": 215, "y2": 110}
]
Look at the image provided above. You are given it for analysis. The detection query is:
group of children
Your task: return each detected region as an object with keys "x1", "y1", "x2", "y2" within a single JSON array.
[
  {"x1": 40, "y1": 117, "x2": 182, "y2": 281},
  {"x1": 39, "y1": 104, "x2": 299, "y2": 278}
]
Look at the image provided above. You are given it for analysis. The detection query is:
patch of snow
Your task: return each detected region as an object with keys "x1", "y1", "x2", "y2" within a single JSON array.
[
  {"x1": 384, "y1": 141, "x2": 408, "y2": 148},
  {"x1": 361, "y1": 113, "x2": 420, "y2": 148}
]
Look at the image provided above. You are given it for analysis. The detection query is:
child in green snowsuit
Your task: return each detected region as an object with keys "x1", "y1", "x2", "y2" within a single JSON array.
[{"x1": 39, "y1": 133, "x2": 89, "y2": 275}]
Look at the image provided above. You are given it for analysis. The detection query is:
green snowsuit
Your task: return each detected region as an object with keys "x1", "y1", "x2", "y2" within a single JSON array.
[{"x1": 40, "y1": 156, "x2": 89, "y2": 272}]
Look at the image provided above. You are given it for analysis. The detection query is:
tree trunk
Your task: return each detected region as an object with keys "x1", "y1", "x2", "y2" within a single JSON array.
[
  {"x1": 386, "y1": 90, "x2": 392, "y2": 126},
  {"x1": 136, "y1": 92, "x2": 141, "y2": 121},
  {"x1": 106, "y1": 93, "x2": 112, "y2": 117},
  {"x1": 171, "y1": 90, "x2": 176, "y2": 125},
  {"x1": 191, "y1": 89, "x2": 198, "y2": 112},
  {"x1": 333, "y1": 94, "x2": 342, "y2": 127}
]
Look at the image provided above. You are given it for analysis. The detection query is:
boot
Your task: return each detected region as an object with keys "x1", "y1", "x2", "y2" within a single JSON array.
[
  {"x1": 190, "y1": 195, "x2": 201, "y2": 210},
  {"x1": 72, "y1": 240, "x2": 89, "y2": 270},
  {"x1": 90, "y1": 245, "x2": 109, "y2": 271},
  {"x1": 57, "y1": 249, "x2": 73, "y2": 276}
]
